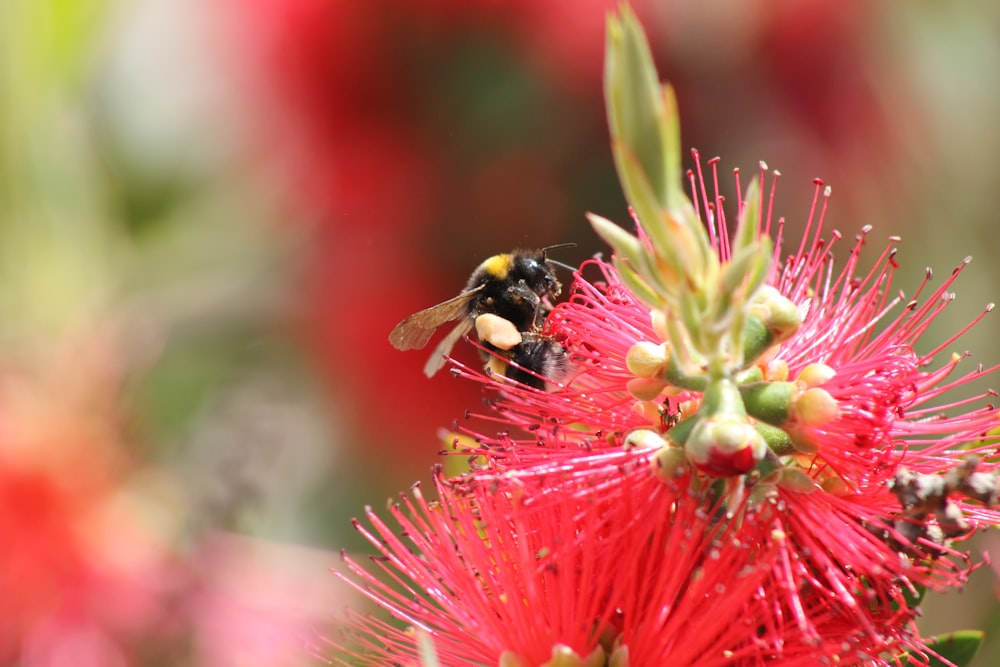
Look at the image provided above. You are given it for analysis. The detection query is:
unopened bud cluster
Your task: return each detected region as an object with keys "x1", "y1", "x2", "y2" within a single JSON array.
[{"x1": 619, "y1": 288, "x2": 843, "y2": 483}]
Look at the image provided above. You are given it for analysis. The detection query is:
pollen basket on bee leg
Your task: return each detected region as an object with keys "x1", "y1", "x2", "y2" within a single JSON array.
[{"x1": 475, "y1": 314, "x2": 523, "y2": 350}]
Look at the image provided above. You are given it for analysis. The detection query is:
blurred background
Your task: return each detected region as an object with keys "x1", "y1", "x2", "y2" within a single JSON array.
[{"x1": 1, "y1": 0, "x2": 999, "y2": 664}]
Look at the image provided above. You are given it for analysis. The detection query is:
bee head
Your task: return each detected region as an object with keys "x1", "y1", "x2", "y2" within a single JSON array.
[{"x1": 513, "y1": 251, "x2": 562, "y2": 299}]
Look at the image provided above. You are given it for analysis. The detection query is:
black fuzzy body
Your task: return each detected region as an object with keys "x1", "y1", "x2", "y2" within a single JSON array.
[{"x1": 502, "y1": 335, "x2": 570, "y2": 390}]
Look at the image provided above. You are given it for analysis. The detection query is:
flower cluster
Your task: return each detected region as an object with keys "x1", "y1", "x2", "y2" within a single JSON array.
[{"x1": 330, "y1": 7, "x2": 1000, "y2": 667}]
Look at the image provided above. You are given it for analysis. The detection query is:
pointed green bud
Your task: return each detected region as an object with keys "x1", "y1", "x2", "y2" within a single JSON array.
[
  {"x1": 754, "y1": 421, "x2": 795, "y2": 456},
  {"x1": 627, "y1": 377, "x2": 668, "y2": 401},
  {"x1": 796, "y1": 362, "x2": 835, "y2": 387},
  {"x1": 651, "y1": 444, "x2": 687, "y2": 481},
  {"x1": 752, "y1": 285, "x2": 801, "y2": 342},
  {"x1": 624, "y1": 429, "x2": 667, "y2": 451},
  {"x1": 740, "y1": 381, "x2": 795, "y2": 426},
  {"x1": 740, "y1": 287, "x2": 800, "y2": 367},
  {"x1": 500, "y1": 651, "x2": 529, "y2": 667},
  {"x1": 793, "y1": 387, "x2": 840, "y2": 426},
  {"x1": 540, "y1": 644, "x2": 586, "y2": 667}
]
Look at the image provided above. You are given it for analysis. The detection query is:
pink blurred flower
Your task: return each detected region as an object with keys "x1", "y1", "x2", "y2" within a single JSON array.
[{"x1": 188, "y1": 533, "x2": 355, "y2": 667}]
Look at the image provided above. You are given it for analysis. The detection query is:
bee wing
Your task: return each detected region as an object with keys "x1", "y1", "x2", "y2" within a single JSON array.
[
  {"x1": 388, "y1": 287, "x2": 481, "y2": 351},
  {"x1": 423, "y1": 318, "x2": 473, "y2": 378}
]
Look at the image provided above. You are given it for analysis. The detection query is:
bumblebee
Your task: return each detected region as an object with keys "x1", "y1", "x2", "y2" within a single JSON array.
[{"x1": 389, "y1": 246, "x2": 571, "y2": 378}]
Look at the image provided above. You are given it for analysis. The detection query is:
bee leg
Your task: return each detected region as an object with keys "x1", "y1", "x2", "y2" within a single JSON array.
[{"x1": 502, "y1": 282, "x2": 542, "y2": 329}]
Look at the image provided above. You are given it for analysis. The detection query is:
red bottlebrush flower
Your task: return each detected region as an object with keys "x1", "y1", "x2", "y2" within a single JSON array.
[
  {"x1": 332, "y1": 462, "x2": 852, "y2": 666},
  {"x1": 435, "y1": 156, "x2": 1000, "y2": 663}
]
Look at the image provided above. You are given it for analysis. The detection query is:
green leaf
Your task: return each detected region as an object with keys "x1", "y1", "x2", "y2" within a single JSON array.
[
  {"x1": 901, "y1": 631, "x2": 984, "y2": 667},
  {"x1": 734, "y1": 179, "x2": 773, "y2": 301},
  {"x1": 720, "y1": 243, "x2": 764, "y2": 298},
  {"x1": 732, "y1": 178, "x2": 761, "y2": 256},
  {"x1": 679, "y1": 290, "x2": 707, "y2": 355},
  {"x1": 605, "y1": 6, "x2": 704, "y2": 282},
  {"x1": 587, "y1": 212, "x2": 643, "y2": 264},
  {"x1": 744, "y1": 235, "x2": 773, "y2": 299},
  {"x1": 658, "y1": 82, "x2": 683, "y2": 212},
  {"x1": 900, "y1": 583, "x2": 927, "y2": 610},
  {"x1": 588, "y1": 212, "x2": 675, "y2": 310},
  {"x1": 608, "y1": 139, "x2": 685, "y2": 278},
  {"x1": 612, "y1": 256, "x2": 662, "y2": 310},
  {"x1": 721, "y1": 178, "x2": 772, "y2": 313},
  {"x1": 605, "y1": 4, "x2": 670, "y2": 209},
  {"x1": 664, "y1": 313, "x2": 700, "y2": 379}
]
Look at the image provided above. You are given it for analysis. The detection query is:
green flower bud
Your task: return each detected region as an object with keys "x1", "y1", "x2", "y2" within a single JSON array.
[{"x1": 625, "y1": 340, "x2": 669, "y2": 378}]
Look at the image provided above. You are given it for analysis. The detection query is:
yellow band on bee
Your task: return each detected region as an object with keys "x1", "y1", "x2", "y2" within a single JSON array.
[
  {"x1": 487, "y1": 355, "x2": 509, "y2": 377},
  {"x1": 480, "y1": 254, "x2": 514, "y2": 280}
]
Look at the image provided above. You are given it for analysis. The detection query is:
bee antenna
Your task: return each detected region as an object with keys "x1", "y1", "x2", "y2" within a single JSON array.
[
  {"x1": 541, "y1": 242, "x2": 577, "y2": 256},
  {"x1": 548, "y1": 259, "x2": 577, "y2": 273}
]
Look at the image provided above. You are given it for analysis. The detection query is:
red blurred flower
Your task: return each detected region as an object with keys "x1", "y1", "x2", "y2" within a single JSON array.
[
  {"x1": 221, "y1": 0, "x2": 660, "y2": 470},
  {"x1": 0, "y1": 336, "x2": 171, "y2": 665}
]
